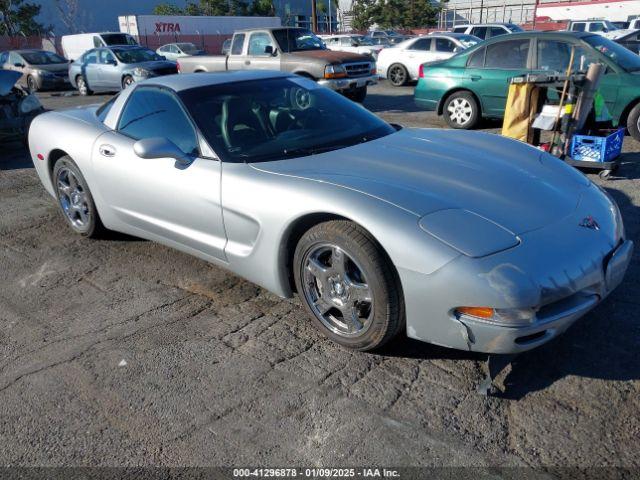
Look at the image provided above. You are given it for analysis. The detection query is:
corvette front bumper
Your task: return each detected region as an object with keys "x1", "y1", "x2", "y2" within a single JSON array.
[{"x1": 399, "y1": 220, "x2": 633, "y2": 354}]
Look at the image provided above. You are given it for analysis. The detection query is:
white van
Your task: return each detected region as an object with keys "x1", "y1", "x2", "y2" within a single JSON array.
[{"x1": 61, "y1": 32, "x2": 138, "y2": 60}]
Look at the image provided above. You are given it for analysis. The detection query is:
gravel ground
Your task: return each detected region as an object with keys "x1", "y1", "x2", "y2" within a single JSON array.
[{"x1": 0, "y1": 82, "x2": 639, "y2": 469}]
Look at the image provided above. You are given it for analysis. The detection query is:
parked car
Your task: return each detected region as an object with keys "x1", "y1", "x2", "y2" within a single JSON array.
[
  {"x1": 368, "y1": 30, "x2": 412, "y2": 44},
  {"x1": 0, "y1": 49, "x2": 70, "y2": 92},
  {"x1": 612, "y1": 21, "x2": 630, "y2": 30},
  {"x1": 415, "y1": 31, "x2": 640, "y2": 140},
  {"x1": 156, "y1": 42, "x2": 205, "y2": 61},
  {"x1": 452, "y1": 23, "x2": 522, "y2": 40},
  {"x1": 61, "y1": 32, "x2": 138, "y2": 61},
  {"x1": 615, "y1": 29, "x2": 640, "y2": 54},
  {"x1": 176, "y1": 27, "x2": 377, "y2": 102},
  {"x1": 68, "y1": 46, "x2": 177, "y2": 95},
  {"x1": 364, "y1": 36, "x2": 392, "y2": 47},
  {"x1": 567, "y1": 20, "x2": 631, "y2": 39},
  {"x1": 378, "y1": 33, "x2": 481, "y2": 86},
  {"x1": 0, "y1": 70, "x2": 43, "y2": 144},
  {"x1": 321, "y1": 34, "x2": 385, "y2": 59},
  {"x1": 28, "y1": 70, "x2": 632, "y2": 353}
]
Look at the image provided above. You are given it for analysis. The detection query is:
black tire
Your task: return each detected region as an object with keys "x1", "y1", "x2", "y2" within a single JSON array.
[
  {"x1": 626, "y1": 102, "x2": 640, "y2": 141},
  {"x1": 293, "y1": 220, "x2": 404, "y2": 351},
  {"x1": 387, "y1": 63, "x2": 408, "y2": 87},
  {"x1": 122, "y1": 75, "x2": 134, "y2": 89},
  {"x1": 346, "y1": 86, "x2": 367, "y2": 103},
  {"x1": 442, "y1": 91, "x2": 480, "y2": 129},
  {"x1": 27, "y1": 75, "x2": 38, "y2": 93},
  {"x1": 76, "y1": 75, "x2": 93, "y2": 96},
  {"x1": 52, "y1": 156, "x2": 105, "y2": 238}
]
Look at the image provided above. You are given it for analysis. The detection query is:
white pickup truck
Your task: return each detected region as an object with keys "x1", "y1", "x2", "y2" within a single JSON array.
[{"x1": 177, "y1": 27, "x2": 377, "y2": 102}]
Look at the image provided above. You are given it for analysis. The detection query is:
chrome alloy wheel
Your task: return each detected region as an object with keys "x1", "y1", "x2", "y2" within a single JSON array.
[
  {"x1": 447, "y1": 97, "x2": 473, "y2": 125},
  {"x1": 301, "y1": 244, "x2": 374, "y2": 337},
  {"x1": 389, "y1": 65, "x2": 406, "y2": 86},
  {"x1": 56, "y1": 167, "x2": 90, "y2": 229}
]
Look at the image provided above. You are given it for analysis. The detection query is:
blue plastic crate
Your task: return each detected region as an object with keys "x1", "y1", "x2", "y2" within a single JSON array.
[{"x1": 570, "y1": 128, "x2": 624, "y2": 163}]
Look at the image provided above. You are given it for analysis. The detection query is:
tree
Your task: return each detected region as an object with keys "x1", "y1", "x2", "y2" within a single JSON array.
[
  {"x1": 0, "y1": 0, "x2": 50, "y2": 35},
  {"x1": 351, "y1": 0, "x2": 376, "y2": 31},
  {"x1": 153, "y1": 2, "x2": 184, "y2": 15},
  {"x1": 55, "y1": 0, "x2": 90, "y2": 32},
  {"x1": 350, "y1": 0, "x2": 439, "y2": 30},
  {"x1": 184, "y1": 1, "x2": 203, "y2": 15},
  {"x1": 251, "y1": 0, "x2": 275, "y2": 16}
]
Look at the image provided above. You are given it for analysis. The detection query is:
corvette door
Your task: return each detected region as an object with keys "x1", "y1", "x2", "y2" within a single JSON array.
[{"x1": 92, "y1": 86, "x2": 227, "y2": 261}]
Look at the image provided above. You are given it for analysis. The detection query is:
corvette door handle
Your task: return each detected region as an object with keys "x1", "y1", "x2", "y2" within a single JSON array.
[{"x1": 99, "y1": 144, "x2": 116, "y2": 157}]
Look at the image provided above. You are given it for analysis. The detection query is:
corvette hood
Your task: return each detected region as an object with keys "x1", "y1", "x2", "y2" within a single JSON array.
[{"x1": 252, "y1": 128, "x2": 590, "y2": 235}]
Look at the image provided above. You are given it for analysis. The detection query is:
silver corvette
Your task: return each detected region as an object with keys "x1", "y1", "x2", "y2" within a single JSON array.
[{"x1": 29, "y1": 71, "x2": 633, "y2": 354}]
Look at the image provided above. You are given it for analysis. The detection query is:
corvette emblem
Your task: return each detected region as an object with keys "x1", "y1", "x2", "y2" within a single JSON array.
[{"x1": 579, "y1": 216, "x2": 600, "y2": 231}]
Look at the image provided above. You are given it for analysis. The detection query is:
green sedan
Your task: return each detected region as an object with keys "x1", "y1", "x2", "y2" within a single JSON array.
[{"x1": 414, "y1": 31, "x2": 640, "y2": 140}]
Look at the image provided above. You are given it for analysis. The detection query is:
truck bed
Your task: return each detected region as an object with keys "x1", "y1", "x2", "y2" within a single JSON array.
[{"x1": 177, "y1": 55, "x2": 229, "y2": 73}]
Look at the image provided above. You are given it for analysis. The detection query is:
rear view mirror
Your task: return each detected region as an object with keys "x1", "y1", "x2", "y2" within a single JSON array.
[
  {"x1": 14, "y1": 62, "x2": 24, "y2": 68},
  {"x1": 453, "y1": 46, "x2": 462, "y2": 53},
  {"x1": 134, "y1": 137, "x2": 189, "y2": 164},
  {"x1": 264, "y1": 45, "x2": 275, "y2": 56}
]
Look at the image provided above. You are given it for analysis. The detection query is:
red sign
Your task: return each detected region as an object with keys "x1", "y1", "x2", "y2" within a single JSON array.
[{"x1": 155, "y1": 22, "x2": 181, "y2": 33}]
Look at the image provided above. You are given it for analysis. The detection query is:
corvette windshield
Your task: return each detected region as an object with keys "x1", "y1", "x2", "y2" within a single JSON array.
[{"x1": 180, "y1": 77, "x2": 395, "y2": 163}]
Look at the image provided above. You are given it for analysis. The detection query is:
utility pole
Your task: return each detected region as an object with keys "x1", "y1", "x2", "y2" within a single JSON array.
[
  {"x1": 532, "y1": 0, "x2": 539, "y2": 28},
  {"x1": 479, "y1": 0, "x2": 484, "y2": 23},
  {"x1": 311, "y1": 0, "x2": 317, "y2": 32}
]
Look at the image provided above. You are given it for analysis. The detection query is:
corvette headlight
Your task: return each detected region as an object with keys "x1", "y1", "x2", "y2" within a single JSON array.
[
  {"x1": 455, "y1": 306, "x2": 537, "y2": 326},
  {"x1": 133, "y1": 67, "x2": 150, "y2": 77},
  {"x1": 418, "y1": 209, "x2": 519, "y2": 258}
]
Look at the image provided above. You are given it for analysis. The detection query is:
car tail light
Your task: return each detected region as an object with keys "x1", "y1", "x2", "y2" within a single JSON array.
[
  {"x1": 419, "y1": 64, "x2": 425, "y2": 78},
  {"x1": 176, "y1": 60, "x2": 181, "y2": 73}
]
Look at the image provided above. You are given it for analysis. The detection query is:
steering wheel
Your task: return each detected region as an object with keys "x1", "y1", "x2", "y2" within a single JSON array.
[{"x1": 289, "y1": 87, "x2": 312, "y2": 111}]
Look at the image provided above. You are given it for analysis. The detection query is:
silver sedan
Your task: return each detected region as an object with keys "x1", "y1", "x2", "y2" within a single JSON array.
[{"x1": 28, "y1": 71, "x2": 633, "y2": 353}]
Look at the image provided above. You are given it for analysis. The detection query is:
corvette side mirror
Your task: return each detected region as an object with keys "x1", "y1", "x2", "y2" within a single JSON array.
[{"x1": 134, "y1": 137, "x2": 190, "y2": 165}]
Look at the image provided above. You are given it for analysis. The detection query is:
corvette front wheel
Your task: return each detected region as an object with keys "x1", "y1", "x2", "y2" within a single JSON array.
[
  {"x1": 293, "y1": 220, "x2": 403, "y2": 351},
  {"x1": 53, "y1": 156, "x2": 105, "y2": 238}
]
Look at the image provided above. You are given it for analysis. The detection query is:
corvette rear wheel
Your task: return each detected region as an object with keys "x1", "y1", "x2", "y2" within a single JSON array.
[
  {"x1": 294, "y1": 220, "x2": 403, "y2": 351},
  {"x1": 53, "y1": 156, "x2": 105, "y2": 238}
]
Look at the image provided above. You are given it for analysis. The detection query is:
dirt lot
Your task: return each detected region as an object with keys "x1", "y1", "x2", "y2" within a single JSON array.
[{"x1": 1, "y1": 82, "x2": 639, "y2": 469}]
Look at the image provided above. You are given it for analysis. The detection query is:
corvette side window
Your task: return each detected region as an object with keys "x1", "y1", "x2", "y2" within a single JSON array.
[{"x1": 118, "y1": 88, "x2": 199, "y2": 156}]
